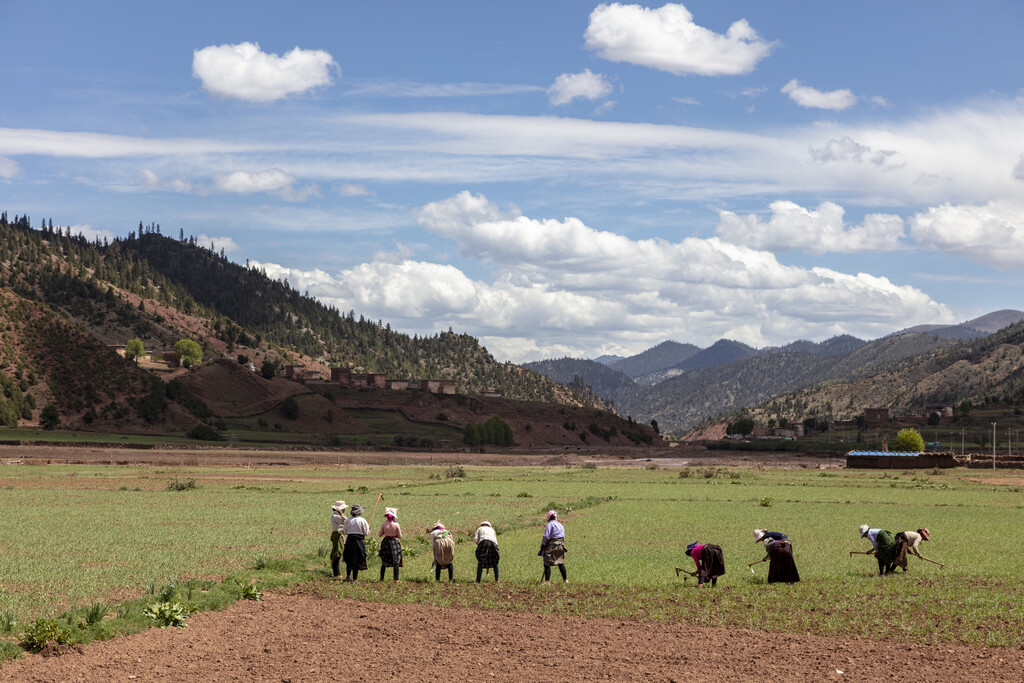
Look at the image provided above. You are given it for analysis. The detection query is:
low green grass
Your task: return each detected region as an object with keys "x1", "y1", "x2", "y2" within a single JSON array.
[{"x1": 1, "y1": 462, "x2": 1022, "y2": 659}]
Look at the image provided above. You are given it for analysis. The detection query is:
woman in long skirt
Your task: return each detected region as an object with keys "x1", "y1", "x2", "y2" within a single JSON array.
[
  {"x1": 859, "y1": 524, "x2": 897, "y2": 575},
  {"x1": 343, "y1": 503, "x2": 370, "y2": 581},
  {"x1": 749, "y1": 529, "x2": 799, "y2": 583},
  {"x1": 678, "y1": 541, "x2": 725, "y2": 587},
  {"x1": 378, "y1": 507, "x2": 402, "y2": 582},
  {"x1": 474, "y1": 521, "x2": 500, "y2": 582}
]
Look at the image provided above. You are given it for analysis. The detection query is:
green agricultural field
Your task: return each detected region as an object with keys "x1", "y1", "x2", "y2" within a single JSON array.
[{"x1": 1, "y1": 462, "x2": 1023, "y2": 655}]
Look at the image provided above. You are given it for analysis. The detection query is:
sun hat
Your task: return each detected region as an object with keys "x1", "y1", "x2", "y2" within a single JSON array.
[
  {"x1": 753, "y1": 529, "x2": 766, "y2": 543},
  {"x1": 350, "y1": 503, "x2": 365, "y2": 516},
  {"x1": 686, "y1": 541, "x2": 699, "y2": 553},
  {"x1": 859, "y1": 524, "x2": 869, "y2": 537},
  {"x1": 917, "y1": 528, "x2": 930, "y2": 541},
  {"x1": 547, "y1": 510, "x2": 558, "y2": 521},
  {"x1": 479, "y1": 521, "x2": 491, "y2": 527},
  {"x1": 331, "y1": 500, "x2": 348, "y2": 513},
  {"x1": 384, "y1": 507, "x2": 397, "y2": 520},
  {"x1": 432, "y1": 520, "x2": 445, "y2": 531}
]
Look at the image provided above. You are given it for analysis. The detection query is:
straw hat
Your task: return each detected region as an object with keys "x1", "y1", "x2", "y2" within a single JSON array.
[
  {"x1": 331, "y1": 500, "x2": 348, "y2": 513},
  {"x1": 753, "y1": 529, "x2": 766, "y2": 543},
  {"x1": 859, "y1": 524, "x2": 869, "y2": 537}
]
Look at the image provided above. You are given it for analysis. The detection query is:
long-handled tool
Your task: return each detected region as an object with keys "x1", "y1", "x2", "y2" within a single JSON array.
[
  {"x1": 367, "y1": 491, "x2": 384, "y2": 527},
  {"x1": 919, "y1": 556, "x2": 946, "y2": 568},
  {"x1": 848, "y1": 550, "x2": 873, "y2": 557}
]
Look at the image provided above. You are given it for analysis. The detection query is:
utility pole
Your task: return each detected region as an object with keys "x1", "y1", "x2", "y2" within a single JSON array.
[{"x1": 992, "y1": 422, "x2": 997, "y2": 470}]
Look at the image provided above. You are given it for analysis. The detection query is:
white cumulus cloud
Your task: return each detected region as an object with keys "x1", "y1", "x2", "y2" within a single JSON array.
[
  {"x1": 715, "y1": 200, "x2": 907, "y2": 256},
  {"x1": 782, "y1": 79, "x2": 857, "y2": 110},
  {"x1": 214, "y1": 168, "x2": 316, "y2": 201},
  {"x1": 192, "y1": 42, "x2": 337, "y2": 102},
  {"x1": 197, "y1": 234, "x2": 241, "y2": 254},
  {"x1": 584, "y1": 3, "x2": 775, "y2": 76},
  {"x1": 548, "y1": 69, "x2": 613, "y2": 106},
  {"x1": 910, "y1": 200, "x2": 1024, "y2": 270}
]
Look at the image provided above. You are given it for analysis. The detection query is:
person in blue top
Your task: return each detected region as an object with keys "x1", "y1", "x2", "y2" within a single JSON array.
[
  {"x1": 540, "y1": 510, "x2": 567, "y2": 584},
  {"x1": 749, "y1": 529, "x2": 800, "y2": 583}
]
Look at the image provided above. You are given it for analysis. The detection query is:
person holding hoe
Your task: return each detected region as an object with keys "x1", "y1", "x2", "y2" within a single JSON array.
[
  {"x1": 858, "y1": 524, "x2": 898, "y2": 576},
  {"x1": 378, "y1": 507, "x2": 402, "y2": 582},
  {"x1": 473, "y1": 520, "x2": 500, "y2": 583},
  {"x1": 329, "y1": 500, "x2": 348, "y2": 578},
  {"x1": 428, "y1": 521, "x2": 456, "y2": 582},
  {"x1": 342, "y1": 503, "x2": 370, "y2": 581},
  {"x1": 540, "y1": 510, "x2": 568, "y2": 584},
  {"x1": 893, "y1": 528, "x2": 943, "y2": 571},
  {"x1": 749, "y1": 529, "x2": 800, "y2": 583},
  {"x1": 676, "y1": 540, "x2": 725, "y2": 587}
]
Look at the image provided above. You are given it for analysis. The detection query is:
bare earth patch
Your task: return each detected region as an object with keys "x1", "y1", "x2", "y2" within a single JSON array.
[{"x1": 2, "y1": 591, "x2": 1021, "y2": 682}]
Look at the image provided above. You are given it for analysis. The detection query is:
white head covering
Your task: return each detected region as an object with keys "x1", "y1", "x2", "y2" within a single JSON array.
[
  {"x1": 753, "y1": 529, "x2": 766, "y2": 543},
  {"x1": 859, "y1": 524, "x2": 869, "y2": 537},
  {"x1": 479, "y1": 521, "x2": 491, "y2": 527},
  {"x1": 331, "y1": 500, "x2": 348, "y2": 513},
  {"x1": 384, "y1": 507, "x2": 397, "y2": 519}
]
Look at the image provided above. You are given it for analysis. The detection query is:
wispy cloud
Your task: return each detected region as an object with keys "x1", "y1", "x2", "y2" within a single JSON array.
[
  {"x1": 782, "y1": 79, "x2": 856, "y2": 110},
  {"x1": 345, "y1": 80, "x2": 543, "y2": 98}
]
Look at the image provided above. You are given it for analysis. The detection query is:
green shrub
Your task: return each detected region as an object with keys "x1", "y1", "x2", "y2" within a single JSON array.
[
  {"x1": 167, "y1": 477, "x2": 198, "y2": 491},
  {"x1": 143, "y1": 602, "x2": 189, "y2": 628},
  {"x1": 20, "y1": 618, "x2": 74, "y2": 652}
]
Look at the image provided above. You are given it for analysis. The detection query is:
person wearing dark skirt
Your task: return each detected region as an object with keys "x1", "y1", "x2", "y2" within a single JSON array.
[
  {"x1": 540, "y1": 510, "x2": 567, "y2": 584},
  {"x1": 378, "y1": 507, "x2": 402, "y2": 582},
  {"x1": 473, "y1": 520, "x2": 500, "y2": 582},
  {"x1": 329, "y1": 500, "x2": 348, "y2": 578},
  {"x1": 859, "y1": 524, "x2": 897, "y2": 575},
  {"x1": 342, "y1": 503, "x2": 370, "y2": 581},
  {"x1": 679, "y1": 541, "x2": 725, "y2": 587},
  {"x1": 750, "y1": 530, "x2": 799, "y2": 583}
]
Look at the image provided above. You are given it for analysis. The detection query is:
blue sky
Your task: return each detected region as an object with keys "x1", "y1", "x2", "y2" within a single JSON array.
[{"x1": 3, "y1": 1, "x2": 1024, "y2": 362}]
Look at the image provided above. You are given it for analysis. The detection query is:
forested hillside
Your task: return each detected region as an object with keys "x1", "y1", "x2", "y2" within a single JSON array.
[{"x1": 0, "y1": 212, "x2": 593, "y2": 428}]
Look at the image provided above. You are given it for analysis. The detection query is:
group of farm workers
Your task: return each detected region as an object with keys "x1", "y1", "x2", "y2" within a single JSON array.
[
  {"x1": 330, "y1": 499, "x2": 942, "y2": 586},
  {"x1": 674, "y1": 525, "x2": 942, "y2": 587},
  {"x1": 329, "y1": 501, "x2": 568, "y2": 584}
]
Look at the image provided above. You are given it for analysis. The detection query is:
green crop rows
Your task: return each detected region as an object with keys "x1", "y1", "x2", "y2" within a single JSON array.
[{"x1": 2, "y1": 462, "x2": 1023, "y2": 655}]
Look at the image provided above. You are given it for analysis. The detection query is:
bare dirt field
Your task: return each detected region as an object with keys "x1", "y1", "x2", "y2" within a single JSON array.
[
  {"x1": 0, "y1": 443, "x2": 844, "y2": 469},
  {"x1": 2, "y1": 586, "x2": 1022, "y2": 682}
]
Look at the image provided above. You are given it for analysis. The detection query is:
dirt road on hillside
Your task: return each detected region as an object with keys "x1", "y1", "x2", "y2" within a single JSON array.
[{"x1": 2, "y1": 590, "x2": 1021, "y2": 682}]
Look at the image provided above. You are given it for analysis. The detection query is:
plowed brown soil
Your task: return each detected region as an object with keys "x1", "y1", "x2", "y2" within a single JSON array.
[{"x1": 2, "y1": 591, "x2": 1021, "y2": 682}]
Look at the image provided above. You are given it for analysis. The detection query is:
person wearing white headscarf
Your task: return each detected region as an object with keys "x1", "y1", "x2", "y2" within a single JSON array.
[
  {"x1": 329, "y1": 500, "x2": 348, "y2": 578},
  {"x1": 378, "y1": 507, "x2": 402, "y2": 582},
  {"x1": 428, "y1": 521, "x2": 456, "y2": 582},
  {"x1": 749, "y1": 529, "x2": 799, "y2": 583},
  {"x1": 474, "y1": 521, "x2": 500, "y2": 582}
]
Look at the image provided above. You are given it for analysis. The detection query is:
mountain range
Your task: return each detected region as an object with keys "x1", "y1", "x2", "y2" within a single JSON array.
[{"x1": 525, "y1": 310, "x2": 1024, "y2": 433}]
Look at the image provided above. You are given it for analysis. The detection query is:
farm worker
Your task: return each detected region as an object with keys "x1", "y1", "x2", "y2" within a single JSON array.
[
  {"x1": 893, "y1": 528, "x2": 941, "y2": 571},
  {"x1": 428, "y1": 521, "x2": 456, "y2": 582},
  {"x1": 378, "y1": 507, "x2": 403, "y2": 582},
  {"x1": 540, "y1": 510, "x2": 568, "y2": 584},
  {"x1": 473, "y1": 521, "x2": 500, "y2": 583},
  {"x1": 749, "y1": 529, "x2": 799, "y2": 583},
  {"x1": 679, "y1": 541, "x2": 725, "y2": 587},
  {"x1": 342, "y1": 503, "x2": 371, "y2": 581},
  {"x1": 329, "y1": 500, "x2": 348, "y2": 578},
  {"x1": 859, "y1": 524, "x2": 898, "y2": 575}
]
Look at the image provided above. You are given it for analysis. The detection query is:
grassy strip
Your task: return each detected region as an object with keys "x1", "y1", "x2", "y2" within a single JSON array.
[
  {"x1": 0, "y1": 553, "x2": 325, "y2": 662},
  {"x1": 302, "y1": 572, "x2": 1024, "y2": 649}
]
